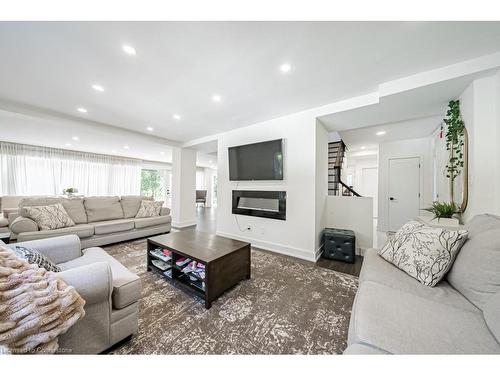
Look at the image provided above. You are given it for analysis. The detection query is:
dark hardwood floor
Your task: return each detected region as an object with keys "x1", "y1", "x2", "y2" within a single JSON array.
[
  {"x1": 316, "y1": 255, "x2": 364, "y2": 277},
  {"x1": 181, "y1": 206, "x2": 363, "y2": 277}
]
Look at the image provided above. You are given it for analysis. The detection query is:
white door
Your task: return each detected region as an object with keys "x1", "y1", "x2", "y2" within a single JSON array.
[
  {"x1": 388, "y1": 157, "x2": 420, "y2": 231},
  {"x1": 361, "y1": 167, "x2": 378, "y2": 218}
]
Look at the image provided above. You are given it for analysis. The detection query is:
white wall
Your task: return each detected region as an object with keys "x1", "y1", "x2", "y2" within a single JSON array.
[
  {"x1": 460, "y1": 71, "x2": 500, "y2": 221},
  {"x1": 326, "y1": 196, "x2": 373, "y2": 252},
  {"x1": 378, "y1": 137, "x2": 434, "y2": 232},
  {"x1": 216, "y1": 110, "x2": 319, "y2": 261},
  {"x1": 344, "y1": 152, "x2": 379, "y2": 217},
  {"x1": 204, "y1": 167, "x2": 215, "y2": 208},
  {"x1": 315, "y1": 121, "x2": 329, "y2": 256}
]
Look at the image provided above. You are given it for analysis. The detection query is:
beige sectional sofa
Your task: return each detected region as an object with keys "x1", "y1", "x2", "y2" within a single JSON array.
[{"x1": 8, "y1": 195, "x2": 171, "y2": 246}]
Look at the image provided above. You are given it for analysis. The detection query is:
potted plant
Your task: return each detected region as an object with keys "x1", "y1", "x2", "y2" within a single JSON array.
[
  {"x1": 443, "y1": 100, "x2": 465, "y2": 204},
  {"x1": 422, "y1": 201, "x2": 461, "y2": 226},
  {"x1": 62, "y1": 187, "x2": 78, "y2": 197}
]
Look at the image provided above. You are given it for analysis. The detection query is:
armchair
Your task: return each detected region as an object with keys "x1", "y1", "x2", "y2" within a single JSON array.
[
  {"x1": 7, "y1": 235, "x2": 141, "y2": 354},
  {"x1": 196, "y1": 190, "x2": 207, "y2": 207}
]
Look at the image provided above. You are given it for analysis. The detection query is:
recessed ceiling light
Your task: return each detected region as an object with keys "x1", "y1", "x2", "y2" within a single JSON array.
[
  {"x1": 280, "y1": 63, "x2": 292, "y2": 73},
  {"x1": 92, "y1": 84, "x2": 104, "y2": 92},
  {"x1": 122, "y1": 44, "x2": 136, "y2": 55},
  {"x1": 77, "y1": 107, "x2": 88, "y2": 113},
  {"x1": 172, "y1": 114, "x2": 181, "y2": 120},
  {"x1": 160, "y1": 151, "x2": 165, "y2": 155},
  {"x1": 361, "y1": 146, "x2": 366, "y2": 150},
  {"x1": 376, "y1": 131, "x2": 386, "y2": 136},
  {"x1": 65, "y1": 143, "x2": 72, "y2": 147},
  {"x1": 146, "y1": 126, "x2": 154, "y2": 132},
  {"x1": 212, "y1": 94, "x2": 222, "y2": 103},
  {"x1": 72, "y1": 136, "x2": 79, "y2": 141},
  {"x1": 123, "y1": 145, "x2": 130, "y2": 150}
]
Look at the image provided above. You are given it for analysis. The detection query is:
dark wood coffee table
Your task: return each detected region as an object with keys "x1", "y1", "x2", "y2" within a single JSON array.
[{"x1": 147, "y1": 230, "x2": 251, "y2": 308}]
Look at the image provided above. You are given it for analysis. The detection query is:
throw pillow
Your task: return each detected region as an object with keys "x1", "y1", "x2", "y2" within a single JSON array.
[
  {"x1": 135, "y1": 200, "x2": 164, "y2": 218},
  {"x1": 13, "y1": 245, "x2": 61, "y2": 272},
  {"x1": 378, "y1": 220, "x2": 468, "y2": 287},
  {"x1": 24, "y1": 203, "x2": 75, "y2": 230}
]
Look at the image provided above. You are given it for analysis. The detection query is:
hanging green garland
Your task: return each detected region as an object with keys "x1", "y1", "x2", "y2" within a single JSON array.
[{"x1": 443, "y1": 100, "x2": 465, "y2": 181}]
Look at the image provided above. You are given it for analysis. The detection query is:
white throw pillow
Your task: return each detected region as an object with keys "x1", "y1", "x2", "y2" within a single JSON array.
[
  {"x1": 24, "y1": 203, "x2": 75, "y2": 230},
  {"x1": 378, "y1": 220, "x2": 468, "y2": 287},
  {"x1": 135, "y1": 200, "x2": 163, "y2": 218}
]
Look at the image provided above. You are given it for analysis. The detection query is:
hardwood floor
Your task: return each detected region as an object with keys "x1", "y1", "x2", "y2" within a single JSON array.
[
  {"x1": 183, "y1": 206, "x2": 363, "y2": 277},
  {"x1": 316, "y1": 255, "x2": 364, "y2": 277}
]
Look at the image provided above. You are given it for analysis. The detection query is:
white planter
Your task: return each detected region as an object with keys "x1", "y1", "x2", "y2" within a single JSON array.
[{"x1": 418, "y1": 215, "x2": 460, "y2": 227}]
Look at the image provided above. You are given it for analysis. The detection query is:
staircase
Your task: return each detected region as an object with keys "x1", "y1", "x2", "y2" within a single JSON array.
[{"x1": 328, "y1": 140, "x2": 361, "y2": 197}]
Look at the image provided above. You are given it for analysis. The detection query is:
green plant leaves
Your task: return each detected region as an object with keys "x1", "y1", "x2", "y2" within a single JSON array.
[{"x1": 444, "y1": 100, "x2": 465, "y2": 182}]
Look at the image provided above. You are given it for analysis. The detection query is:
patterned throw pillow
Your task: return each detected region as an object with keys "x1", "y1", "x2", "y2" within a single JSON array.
[
  {"x1": 379, "y1": 220, "x2": 468, "y2": 287},
  {"x1": 24, "y1": 203, "x2": 75, "y2": 230},
  {"x1": 135, "y1": 200, "x2": 163, "y2": 218},
  {"x1": 13, "y1": 245, "x2": 61, "y2": 272}
]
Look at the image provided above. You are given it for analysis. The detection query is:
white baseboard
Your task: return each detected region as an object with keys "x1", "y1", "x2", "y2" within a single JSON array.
[
  {"x1": 356, "y1": 247, "x2": 367, "y2": 256},
  {"x1": 216, "y1": 231, "x2": 317, "y2": 262},
  {"x1": 315, "y1": 242, "x2": 324, "y2": 261},
  {"x1": 172, "y1": 220, "x2": 197, "y2": 228}
]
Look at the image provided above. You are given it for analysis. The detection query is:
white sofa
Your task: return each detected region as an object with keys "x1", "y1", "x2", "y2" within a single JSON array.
[
  {"x1": 8, "y1": 195, "x2": 171, "y2": 247},
  {"x1": 345, "y1": 214, "x2": 500, "y2": 354}
]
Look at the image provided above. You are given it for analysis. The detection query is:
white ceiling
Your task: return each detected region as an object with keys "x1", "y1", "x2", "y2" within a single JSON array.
[
  {"x1": 2, "y1": 21, "x2": 500, "y2": 145},
  {"x1": 338, "y1": 115, "x2": 442, "y2": 152},
  {"x1": 0, "y1": 108, "x2": 217, "y2": 167}
]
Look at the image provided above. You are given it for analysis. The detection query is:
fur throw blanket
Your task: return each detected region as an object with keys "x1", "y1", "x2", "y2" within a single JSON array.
[{"x1": 0, "y1": 245, "x2": 85, "y2": 354}]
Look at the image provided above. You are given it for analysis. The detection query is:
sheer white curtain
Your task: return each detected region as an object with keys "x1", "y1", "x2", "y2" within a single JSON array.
[{"x1": 0, "y1": 142, "x2": 141, "y2": 196}]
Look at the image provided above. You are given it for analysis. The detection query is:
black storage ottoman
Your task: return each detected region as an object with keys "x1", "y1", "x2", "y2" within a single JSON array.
[{"x1": 322, "y1": 228, "x2": 356, "y2": 263}]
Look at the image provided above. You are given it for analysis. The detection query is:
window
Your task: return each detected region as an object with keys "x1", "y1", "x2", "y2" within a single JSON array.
[{"x1": 140, "y1": 169, "x2": 171, "y2": 204}]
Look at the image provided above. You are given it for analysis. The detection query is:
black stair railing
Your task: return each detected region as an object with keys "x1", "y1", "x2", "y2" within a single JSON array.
[{"x1": 327, "y1": 140, "x2": 361, "y2": 197}]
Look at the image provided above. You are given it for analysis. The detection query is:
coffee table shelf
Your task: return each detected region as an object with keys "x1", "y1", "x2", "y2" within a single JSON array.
[{"x1": 147, "y1": 231, "x2": 251, "y2": 308}]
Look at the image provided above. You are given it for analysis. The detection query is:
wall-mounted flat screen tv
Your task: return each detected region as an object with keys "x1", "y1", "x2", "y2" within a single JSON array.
[{"x1": 228, "y1": 139, "x2": 284, "y2": 181}]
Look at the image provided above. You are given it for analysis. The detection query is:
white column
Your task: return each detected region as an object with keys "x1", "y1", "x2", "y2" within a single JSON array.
[
  {"x1": 171, "y1": 147, "x2": 197, "y2": 228},
  {"x1": 204, "y1": 167, "x2": 214, "y2": 208}
]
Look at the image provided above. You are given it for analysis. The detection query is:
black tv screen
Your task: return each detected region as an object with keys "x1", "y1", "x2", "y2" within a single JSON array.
[{"x1": 228, "y1": 139, "x2": 284, "y2": 181}]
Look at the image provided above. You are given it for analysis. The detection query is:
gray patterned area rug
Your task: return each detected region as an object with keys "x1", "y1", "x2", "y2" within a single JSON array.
[{"x1": 105, "y1": 238, "x2": 358, "y2": 354}]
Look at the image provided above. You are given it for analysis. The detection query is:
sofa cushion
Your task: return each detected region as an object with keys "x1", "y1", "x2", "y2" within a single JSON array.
[
  {"x1": 17, "y1": 196, "x2": 86, "y2": 224},
  {"x1": 94, "y1": 219, "x2": 135, "y2": 235},
  {"x1": 463, "y1": 213, "x2": 500, "y2": 237},
  {"x1": 120, "y1": 196, "x2": 153, "y2": 218},
  {"x1": 379, "y1": 220, "x2": 468, "y2": 286},
  {"x1": 361, "y1": 249, "x2": 478, "y2": 312},
  {"x1": 351, "y1": 281, "x2": 500, "y2": 354},
  {"x1": 0, "y1": 217, "x2": 8, "y2": 227},
  {"x1": 134, "y1": 215, "x2": 171, "y2": 229},
  {"x1": 25, "y1": 203, "x2": 76, "y2": 230},
  {"x1": 483, "y1": 290, "x2": 500, "y2": 343},
  {"x1": 60, "y1": 198, "x2": 87, "y2": 224},
  {"x1": 135, "y1": 200, "x2": 163, "y2": 218},
  {"x1": 59, "y1": 247, "x2": 141, "y2": 309},
  {"x1": 448, "y1": 218, "x2": 500, "y2": 309},
  {"x1": 17, "y1": 224, "x2": 94, "y2": 242},
  {"x1": 84, "y1": 196, "x2": 124, "y2": 223},
  {"x1": 19, "y1": 197, "x2": 61, "y2": 217}
]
